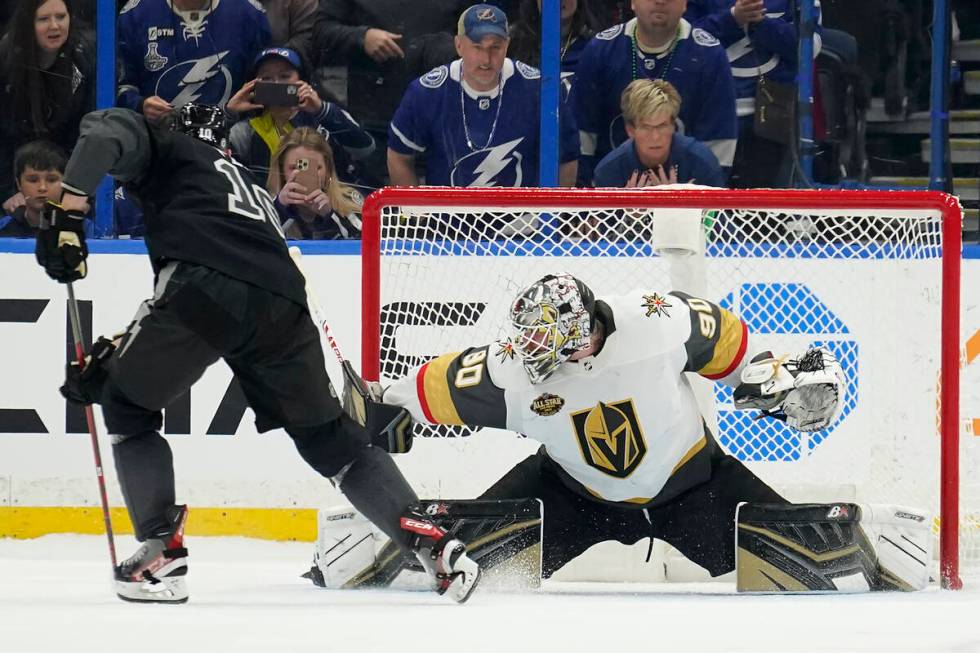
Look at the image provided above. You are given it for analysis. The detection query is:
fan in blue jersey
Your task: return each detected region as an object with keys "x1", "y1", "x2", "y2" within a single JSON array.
[
  {"x1": 594, "y1": 79, "x2": 724, "y2": 187},
  {"x1": 686, "y1": 0, "x2": 822, "y2": 188},
  {"x1": 574, "y1": 0, "x2": 737, "y2": 185},
  {"x1": 387, "y1": 3, "x2": 579, "y2": 188},
  {"x1": 117, "y1": 0, "x2": 271, "y2": 122}
]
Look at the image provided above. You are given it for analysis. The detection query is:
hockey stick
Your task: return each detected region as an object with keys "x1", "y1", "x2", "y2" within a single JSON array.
[
  {"x1": 288, "y1": 247, "x2": 348, "y2": 364},
  {"x1": 66, "y1": 281, "x2": 117, "y2": 568},
  {"x1": 288, "y1": 247, "x2": 412, "y2": 453}
]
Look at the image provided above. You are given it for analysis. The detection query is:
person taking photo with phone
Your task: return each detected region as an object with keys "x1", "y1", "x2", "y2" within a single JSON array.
[
  {"x1": 226, "y1": 47, "x2": 375, "y2": 187},
  {"x1": 267, "y1": 126, "x2": 362, "y2": 239}
]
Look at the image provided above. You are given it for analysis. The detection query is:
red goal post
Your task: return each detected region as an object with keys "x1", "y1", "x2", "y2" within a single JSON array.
[{"x1": 361, "y1": 187, "x2": 965, "y2": 589}]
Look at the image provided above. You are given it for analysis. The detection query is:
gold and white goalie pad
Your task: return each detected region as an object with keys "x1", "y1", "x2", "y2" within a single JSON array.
[
  {"x1": 736, "y1": 503, "x2": 932, "y2": 592},
  {"x1": 303, "y1": 500, "x2": 543, "y2": 591}
]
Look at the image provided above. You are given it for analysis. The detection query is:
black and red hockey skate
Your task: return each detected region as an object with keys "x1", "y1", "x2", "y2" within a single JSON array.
[{"x1": 114, "y1": 505, "x2": 189, "y2": 604}]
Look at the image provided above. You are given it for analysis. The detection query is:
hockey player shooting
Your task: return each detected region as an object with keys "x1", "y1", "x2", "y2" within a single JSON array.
[
  {"x1": 33, "y1": 105, "x2": 480, "y2": 604},
  {"x1": 318, "y1": 272, "x2": 933, "y2": 592}
]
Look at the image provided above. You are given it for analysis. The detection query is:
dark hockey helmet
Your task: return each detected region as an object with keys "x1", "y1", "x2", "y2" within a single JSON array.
[
  {"x1": 509, "y1": 273, "x2": 595, "y2": 384},
  {"x1": 171, "y1": 103, "x2": 229, "y2": 150}
]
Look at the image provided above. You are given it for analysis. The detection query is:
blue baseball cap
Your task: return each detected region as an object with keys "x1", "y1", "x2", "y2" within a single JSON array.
[
  {"x1": 457, "y1": 4, "x2": 509, "y2": 42},
  {"x1": 252, "y1": 47, "x2": 302, "y2": 73}
]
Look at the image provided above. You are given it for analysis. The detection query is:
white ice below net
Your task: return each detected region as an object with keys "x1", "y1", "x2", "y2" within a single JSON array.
[{"x1": 2, "y1": 535, "x2": 979, "y2": 653}]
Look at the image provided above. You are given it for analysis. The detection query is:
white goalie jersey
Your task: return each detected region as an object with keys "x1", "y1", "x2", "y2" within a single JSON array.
[{"x1": 384, "y1": 290, "x2": 754, "y2": 507}]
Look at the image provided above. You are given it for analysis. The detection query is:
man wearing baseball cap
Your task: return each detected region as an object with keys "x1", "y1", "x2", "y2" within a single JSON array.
[
  {"x1": 225, "y1": 47, "x2": 375, "y2": 185},
  {"x1": 387, "y1": 3, "x2": 579, "y2": 189}
]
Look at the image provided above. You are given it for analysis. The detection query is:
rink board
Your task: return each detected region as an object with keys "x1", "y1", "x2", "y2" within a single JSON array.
[{"x1": 0, "y1": 242, "x2": 978, "y2": 541}]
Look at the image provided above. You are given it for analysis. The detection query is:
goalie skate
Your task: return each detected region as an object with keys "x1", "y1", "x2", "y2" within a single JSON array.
[{"x1": 114, "y1": 505, "x2": 189, "y2": 604}]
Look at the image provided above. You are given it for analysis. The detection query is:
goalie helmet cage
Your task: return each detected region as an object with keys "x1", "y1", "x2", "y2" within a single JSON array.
[{"x1": 361, "y1": 187, "x2": 967, "y2": 590}]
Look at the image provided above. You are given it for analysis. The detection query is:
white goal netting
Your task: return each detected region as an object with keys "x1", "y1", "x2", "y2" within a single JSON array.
[{"x1": 362, "y1": 188, "x2": 975, "y2": 586}]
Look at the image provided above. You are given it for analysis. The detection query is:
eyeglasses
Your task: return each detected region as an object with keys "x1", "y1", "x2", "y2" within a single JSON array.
[{"x1": 631, "y1": 120, "x2": 675, "y2": 135}]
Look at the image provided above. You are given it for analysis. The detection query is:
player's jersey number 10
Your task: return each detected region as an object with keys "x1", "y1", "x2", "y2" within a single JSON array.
[{"x1": 213, "y1": 159, "x2": 286, "y2": 239}]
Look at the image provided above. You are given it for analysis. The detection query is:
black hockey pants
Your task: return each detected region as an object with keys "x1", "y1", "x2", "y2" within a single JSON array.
[
  {"x1": 100, "y1": 262, "x2": 371, "y2": 540},
  {"x1": 479, "y1": 445, "x2": 787, "y2": 578}
]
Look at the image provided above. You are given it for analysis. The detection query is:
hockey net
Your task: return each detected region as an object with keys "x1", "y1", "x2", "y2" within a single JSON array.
[{"x1": 361, "y1": 187, "x2": 973, "y2": 588}]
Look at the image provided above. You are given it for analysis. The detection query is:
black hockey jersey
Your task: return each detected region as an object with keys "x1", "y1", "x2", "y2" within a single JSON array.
[{"x1": 63, "y1": 109, "x2": 306, "y2": 307}]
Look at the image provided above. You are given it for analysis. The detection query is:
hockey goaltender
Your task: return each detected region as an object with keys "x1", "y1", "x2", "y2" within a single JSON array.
[{"x1": 313, "y1": 273, "x2": 933, "y2": 594}]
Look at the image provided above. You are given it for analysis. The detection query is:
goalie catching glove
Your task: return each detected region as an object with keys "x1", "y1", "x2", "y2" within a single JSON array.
[
  {"x1": 733, "y1": 347, "x2": 846, "y2": 431},
  {"x1": 340, "y1": 360, "x2": 413, "y2": 454}
]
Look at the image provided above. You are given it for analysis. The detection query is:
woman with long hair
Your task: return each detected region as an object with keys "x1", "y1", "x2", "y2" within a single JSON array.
[
  {"x1": 0, "y1": 0, "x2": 94, "y2": 214},
  {"x1": 508, "y1": 0, "x2": 594, "y2": 75},
  {"x1": 268, "y1": 127, "x2": 363, "y2": 239}
]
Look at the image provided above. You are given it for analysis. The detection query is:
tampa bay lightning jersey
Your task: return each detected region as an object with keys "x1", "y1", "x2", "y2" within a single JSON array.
[
  {"x1": 686, "y1": 0, "x2": 822, "y2": 117},
  {"x1": 388, "y1": 59, "x2": 579, "y2": 187},
  {"x1": 574, "y1": 18, "x2": 737, "y2": 182},
  {"x1": 117, "y1": 0, "x2": 270, "y2": 110}
]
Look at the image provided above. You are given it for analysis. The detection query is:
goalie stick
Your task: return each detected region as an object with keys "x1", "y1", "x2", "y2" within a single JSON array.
[{"x1": 288, "y1": 247, "x2": 412, "y2": 453}]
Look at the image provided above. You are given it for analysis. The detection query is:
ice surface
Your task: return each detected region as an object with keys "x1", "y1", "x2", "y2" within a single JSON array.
[{"x1": 1, "y1": 535, "x2": 979, "y2": 653}]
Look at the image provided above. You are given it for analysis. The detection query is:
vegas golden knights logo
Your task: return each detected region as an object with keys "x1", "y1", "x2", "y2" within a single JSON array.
[{"x1": 570, "y1": 399, "x2": 646, "y2": 478}]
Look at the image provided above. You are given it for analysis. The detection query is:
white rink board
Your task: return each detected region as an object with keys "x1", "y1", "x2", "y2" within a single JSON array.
[{"x1": 0, "y1": 250, "x2": 978, "y2": 513}]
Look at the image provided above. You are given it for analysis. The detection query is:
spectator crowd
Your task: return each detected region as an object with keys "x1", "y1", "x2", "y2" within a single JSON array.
[{"x1": 0, "y1": 0, "x2": 830, "y2": 239}]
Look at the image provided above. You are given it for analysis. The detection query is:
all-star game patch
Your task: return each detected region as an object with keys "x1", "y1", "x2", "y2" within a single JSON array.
[
  {"x1": 642, "y1": 293, "x2": 672, "y2": 318},
  {"x1": 530, "y1": 393, "x2": 565, "y2": 416}
]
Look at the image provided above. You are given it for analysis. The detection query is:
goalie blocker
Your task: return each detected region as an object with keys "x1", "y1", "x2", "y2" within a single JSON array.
[
  {"x1": 340, "y1": 360, "x2": 412, "y2": 454},
  {"x1": 736, "y1": 503, "x2": 932, "y2": 592}
]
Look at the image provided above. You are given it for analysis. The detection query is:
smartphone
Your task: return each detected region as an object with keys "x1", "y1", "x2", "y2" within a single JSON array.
[
  {"x1": 253, "y1": 81, "x2": 300, "y2": 107},
  {"x1": 293, "y1": 157, "x2": 320, "y2": 193}
]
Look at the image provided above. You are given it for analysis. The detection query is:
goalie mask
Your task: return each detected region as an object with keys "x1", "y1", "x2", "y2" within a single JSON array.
[
  {"x1": 171, "y1": 103, "x2": 229, "y2": 150},
  {"x1": 509, "y1": 273, "x2": 595, "y2": 384}
]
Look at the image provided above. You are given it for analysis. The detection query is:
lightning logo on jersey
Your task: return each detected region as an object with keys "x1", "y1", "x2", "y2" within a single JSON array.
[
  {"x1": 388, "y1": 59, "x2": 579, "y2": 187},
  {"x1": 118, "y1": 0, "x2": 270, "y2": 111},
  {"x1": 452, "y1": 138, "x2": 524, "y2": 187},
  {"x1": 158, "y1": 52, "x2": 233, "y2": 108}
]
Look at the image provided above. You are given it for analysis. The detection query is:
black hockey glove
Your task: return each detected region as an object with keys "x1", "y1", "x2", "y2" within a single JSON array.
[
  {"x1": 35, "y1": 201, "x2": 88, "y2": 283},
  {"x1": 60, "y1": 336, "x2": 117, "y2": 405}
]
